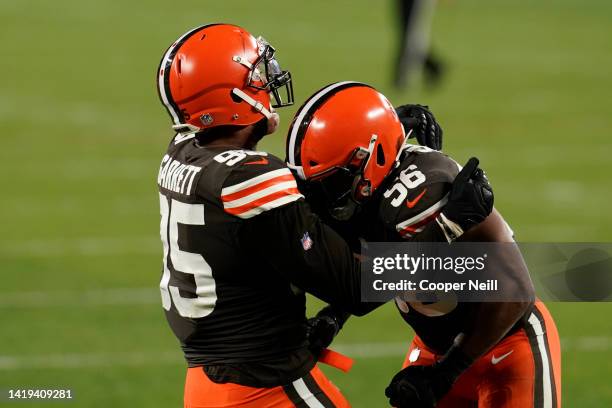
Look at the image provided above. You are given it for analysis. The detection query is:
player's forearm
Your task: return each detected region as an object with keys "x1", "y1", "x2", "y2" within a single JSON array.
[
  {"x1": 455, "y1": 267, "x2": 535, "y2": 360},
  {"x1": 451, "y1": 208, "x2": 536, "y2": 359},
  {"x1": 242, "y1": 202, "x2": 372, "y2": 314}
]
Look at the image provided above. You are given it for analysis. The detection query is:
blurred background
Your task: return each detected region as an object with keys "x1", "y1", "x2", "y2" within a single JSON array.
[{"x1": 1, "y1": 0, "x2": 611, "y2": 406}]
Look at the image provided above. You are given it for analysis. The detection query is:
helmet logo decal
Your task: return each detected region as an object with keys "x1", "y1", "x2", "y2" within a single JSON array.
[
  {"x1": 200, "y1": 114, "x2": 214, "y2": 126},
  {"x1": 301, "y1": 232, "x2": 313, "y2": 251}
]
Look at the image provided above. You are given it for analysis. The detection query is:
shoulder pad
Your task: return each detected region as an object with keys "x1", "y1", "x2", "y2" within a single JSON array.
[
  {"x1": 219, "y1": 151, "x2": 303, "y2": 219},
  {"x1": 398, "y1": 144, "x2": 461, "y2": 184},
  {"x1": 378, "y1": 149, "x2": 461, "y2": 239}
]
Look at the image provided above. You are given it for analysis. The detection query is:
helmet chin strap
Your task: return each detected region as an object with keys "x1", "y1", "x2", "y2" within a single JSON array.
[
  {"x1": 393, "y1": 128, "x2": 411, "y2": 168},
  {"x1": 231, "y1": 88, "x2": 273, "y2": 119},
  {"x1": 362, "y1": 134, "x2": 378, "y2": 169},
  {"x1": 171, "y1": 123, "x2": 201, "y2": 137},
  {"x1": 354, "y1": 134, "x2": 379, "y2": 198}
]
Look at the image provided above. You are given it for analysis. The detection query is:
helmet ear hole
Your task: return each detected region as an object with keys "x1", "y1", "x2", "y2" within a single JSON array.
[
  {"x1": 309, "y1": 160, "x2": 319, "y2": 166},
  {"x1": 376, "y1": 143, "x2": 385, "y2": 166},
  {"x1": 230, "y1": 91, "x2": 242, "y2": 103}
]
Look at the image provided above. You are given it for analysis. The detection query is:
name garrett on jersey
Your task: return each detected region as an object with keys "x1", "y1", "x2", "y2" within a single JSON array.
[{"x1": 157, "y1": 155, "x2": 202, "y2": 196}]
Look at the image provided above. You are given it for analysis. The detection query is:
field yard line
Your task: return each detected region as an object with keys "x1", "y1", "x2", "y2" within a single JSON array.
[
  {"x1": 0, "y1": 351, "x2": 180, "y2": 370},
  {"x1": 0, "y1": 236, "x2": 159, "y2": 257},
  {"x1": 0, "y1": 338, "x2": 610, "y2": 370},
  {"x1": 0, "y1": 288, "x2": 160, "y2": 308}
]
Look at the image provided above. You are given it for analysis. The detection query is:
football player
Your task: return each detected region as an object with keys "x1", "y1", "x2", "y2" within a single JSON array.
[
  {"x1": 155, "y1": 24, "x2": 495, "y2": 407},
  {"x1": 393, "y1": 0, "x2": 444, "y2": 89},
  {"x1": 286, "y1": 82, "x2": 561, "y2": 408}
]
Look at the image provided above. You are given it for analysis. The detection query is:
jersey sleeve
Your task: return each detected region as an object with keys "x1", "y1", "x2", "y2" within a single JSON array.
[
  {"x1": 238, "y1": 199, "x2": 381, "y2": 316},
  {"x1": 393, "y1": 182, "x2": 450, "y2": 239},
  {"x1": 219, "y1": 152, "x2": 304, "y2": 219},
  {"x1": 378, "y1": 146, "x2": 461, "y2": 241}
]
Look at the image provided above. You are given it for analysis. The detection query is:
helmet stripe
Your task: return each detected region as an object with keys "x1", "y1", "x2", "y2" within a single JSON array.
[
  {"x1": 286, "y1": 81, "x2": 370, "y2": 166},
  {"x1": 157, "y1": 24, "x2": 218, "y2": 125}
]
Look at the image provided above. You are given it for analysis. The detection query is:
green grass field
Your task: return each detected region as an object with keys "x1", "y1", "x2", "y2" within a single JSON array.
[{"x1": 1, "y1": 0, "x2": 611, "y2": 406}]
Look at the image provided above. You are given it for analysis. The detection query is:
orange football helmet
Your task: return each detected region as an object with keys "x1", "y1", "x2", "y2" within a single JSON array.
[
  {"x1": 286, "y1": 82, "x2": 405, "y2": 219},
  {"x1": 157, "y1": 24, "x2": 293, "y2": 135}
]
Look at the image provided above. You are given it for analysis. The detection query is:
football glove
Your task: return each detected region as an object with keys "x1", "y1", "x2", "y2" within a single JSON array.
[
  {"x1": 385, "y1": 347, "x2": 473, "y2": 408},
  {"x1": 395, "y1": 104, "x2": 443, "y2": 151},
  {"x1": 436, "y1": 157, "x2": 494, "y2": 241},
  {"x1": 306, "y1": 305, "x2": 350, "y2": 356}
]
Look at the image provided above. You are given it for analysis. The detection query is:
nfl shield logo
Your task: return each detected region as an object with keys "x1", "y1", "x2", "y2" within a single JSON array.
[{"x1": 301, "y1": 232, "x2": 313, "y2": 251}]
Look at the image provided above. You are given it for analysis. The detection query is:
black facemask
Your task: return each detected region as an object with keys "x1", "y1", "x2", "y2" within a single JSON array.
[
  {"x1": 247, "y1": 37, "x2": 294, "y2": 108},
  {"x1": 299, "y1": 168, "x2": 362, "y2": 221}
]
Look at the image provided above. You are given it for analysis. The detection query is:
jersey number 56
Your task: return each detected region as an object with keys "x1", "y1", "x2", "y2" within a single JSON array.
[{"x1": 383, "y1": 165, "x2": 426, "y2": 207}]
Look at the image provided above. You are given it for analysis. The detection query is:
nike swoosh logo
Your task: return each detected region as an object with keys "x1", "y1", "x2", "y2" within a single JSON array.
[
  {"x1": 244, "y1": 157, "x2": 269, "y2": 166},
  {"x1": 491, "y1": 350, "x2": 513, "y2": 365},
  {"x1": 406, "y1": 188, "x2": 427, "y2": 208}
]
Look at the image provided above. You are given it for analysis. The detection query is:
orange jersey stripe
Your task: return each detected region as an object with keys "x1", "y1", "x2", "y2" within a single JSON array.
[
  {"x1": 224, "y1": 187, "x2": 301, "y2": 216},
  {"x1": 399, "y1": 210, "x2": 441, "y2": 237},
  {"x1": 221, "y1": 174, "x2": 296, "y2": 202}
]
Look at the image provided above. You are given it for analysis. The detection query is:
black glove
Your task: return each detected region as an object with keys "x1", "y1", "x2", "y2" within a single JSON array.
[
  {"x1": 395, "y1": 104, "x2": 443, "y2": 151},
  {"x1": 437, "y1": 157, "x2": 494, "y2": 240},
  {"x1": 385, "y1": 347, "x2": 473, "y2": 408},
  {"x1": 306, "y1": 305, "x2": 350, "y2": 356}
]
